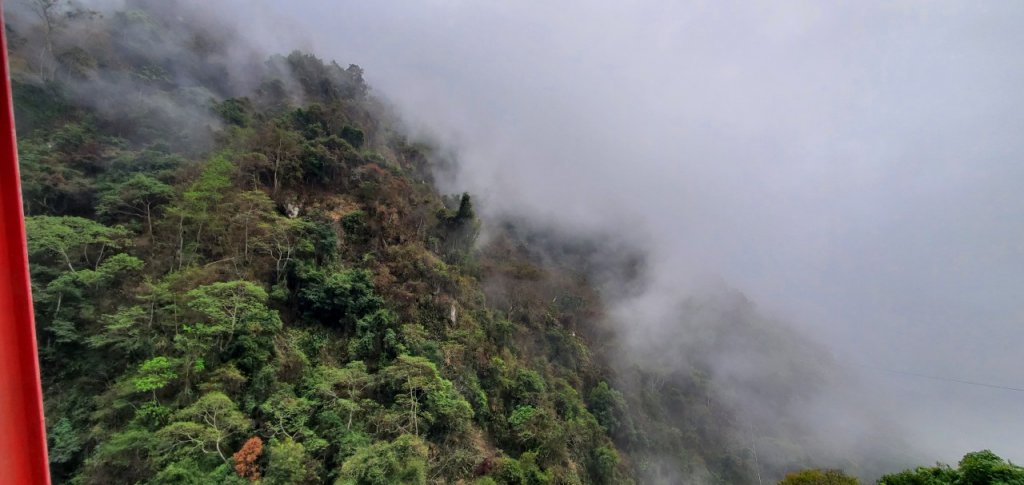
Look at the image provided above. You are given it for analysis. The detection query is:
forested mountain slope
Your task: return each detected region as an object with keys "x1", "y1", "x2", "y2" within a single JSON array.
[
  {"x1": 10, "y1": 1, "x2": 995, "y2": 484},
  {"x1": 10, "y1": 2, "x2": 635, "y2": 483}
]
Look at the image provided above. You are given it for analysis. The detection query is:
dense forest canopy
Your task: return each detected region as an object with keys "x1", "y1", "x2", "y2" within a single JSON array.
[
  {"x1": 9, "y1": 1, "x2": 632, "y2": 483},
  {"x1": 7, "y1": 1, "x2": 1018, "y2": 484}
]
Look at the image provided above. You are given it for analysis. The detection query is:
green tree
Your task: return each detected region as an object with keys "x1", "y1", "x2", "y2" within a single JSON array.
[
  {"x1": 185, "y1": 280, "x2": 282, "y2": 353},
  {"x1": 96, "y1": 173, "x2": 173, "y2": 237},
  {"x1": 156, "y1": 392, "x2": 251, "y2": 464},
  {"x1": 588, "y1": 381, "x2": 627, "y2": 437},
  {"x1": 261, "y1": 216, "x2": 306, "y2": 283},
  {"x1": 87, "y1": 305, "x2": 152, "y2": 358},
  {"x1": 80, "y1": 428, "x2": 160, "y2": 484},
  {"x1": 261, "y1": 388, "x2": 317, "y2": 442},
  {"x1": 48, "y1": 417, "x2": 82, "y2": 465},
  {"x1": 25, "y1": 216, "x2": 132, "y2": 272},
  {"x1": 307, "y1": 361, "x2": 372, "y2": 431},
  {"x1": 17, "y1": 136, "x2": 94, "y2": 215},
  {"x1": 959, "y1": 450, "x2": 1024, "y2": 485},
  {"x1": 214, "y1": 98, "x2": 253, "y2": 127},
  {"x1": 253, "y1": 122, "x2": 304, "y2": 194},
  {"x1": 223, "y1": 190, "x2": 277, "y2": 264},
  {"x1": 348, "y1": 309, "x2": 404, "y2": 363},
  {"x1": 176, "y1": 281, "x2": 281, "y2": 385},
  {"x1": 878, "y1": 465, "x2": 958, "y2": 485},
  {"x1": 878, "y1": 450, "x2": 1024, "y2": 485},
  {"x1": 340, "y1": 126, "x2": 364, "y2": 149},
  {"x1": 297, "y1": 266, "x2": 382, "y2": 327},
  {"x1": 778, "y1": 469, "x2": 859, "y2": 485},
  {"x1": 591, "y1": 445, "x2": 620, "y2": 484},
  {"x1": 133, "y1": 356, "x2": 178, "y2": 400},
  {"x1": 336, "y1": 434, "x2": 428, "y2": 485},
  {"x1": 265, "y1": 438, "x2": 312, "y2": 484},
  {"x1": 168, "y1": 153, "x2": 235, "y2": 269},
  {"x1": 32, "y1": 248, "x2": 142, "y2": 346},
  {"x1": 379, "y1": 355, "x2": 473, "y2": 437}
]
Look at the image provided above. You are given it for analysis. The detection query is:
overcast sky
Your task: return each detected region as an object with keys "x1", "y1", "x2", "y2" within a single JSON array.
[{"x1": 219, "y1": 0, "x2": 1024, "y2": 463}]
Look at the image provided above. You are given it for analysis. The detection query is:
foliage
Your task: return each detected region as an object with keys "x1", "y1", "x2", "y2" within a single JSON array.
[
  {"x1": 25, "y1": 216, "x2": 132, "y2": 270},
  {"x1": 336, "y1": 434, "x2": 428, "y2": 485},
  {"x1": 266, "y1": 437, "x2": 311, "y2": 484},
  {"x1": 297, "y1": 265, "x2": 382, "y2": 328},
  {"x1": 588, "y1": 381, "x2": 628, "y2": 438},
  {"x1": 379, "y1": 355, "x2": 474, "y2": 437},
  {"x1": 232, "y1": 436, "x2": 263, "y2": 481},
  {"x1": 12, "y1": 6, "x2": 633, "y2": 484},
  {"x1": 185, "y1": 280, "x2": 282, "y2": 353},
  {"x1": 133, "y1": 356, "x2": 178, "y2": 394},
  {"x1": 348, "y1": 309, "x2": 404, "y2": 363},
  {"x1": 778, "y1": 469, "x2": 860, "y2": 485},
  {"x1": 48, "y1": 417, "x2": 82, "y2": 465},
  {"x1": 96, "y1": 173, "x2": 173, "y2": 235},
  {"x1": 156, "y1": 392, "x2": 251, "y2": 464},
  {"x1": 878, "y1": 450, "x2": 1024, "y2": 485}
]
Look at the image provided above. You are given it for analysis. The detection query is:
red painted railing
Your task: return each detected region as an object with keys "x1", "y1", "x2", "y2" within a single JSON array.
[{"x1": 0, "y1": 1, "x2": 53, "y2": 483}]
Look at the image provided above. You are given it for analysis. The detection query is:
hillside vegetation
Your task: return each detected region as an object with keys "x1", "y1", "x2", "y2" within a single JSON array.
[
  {"x1": 9, "y1": 1, "x2": 1013, "y2": 484},
  {"x1": 11, "y1": 2, "x2": 634, "y2": 483}
]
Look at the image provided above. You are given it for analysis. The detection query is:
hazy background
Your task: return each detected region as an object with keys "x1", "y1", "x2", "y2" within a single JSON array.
[
  {"x1": 232, "y1": 0, "x2": 1024, "y2": 463},
  {"x1": 66, "y1": 0, "x2": 1024, "y2": 467}
]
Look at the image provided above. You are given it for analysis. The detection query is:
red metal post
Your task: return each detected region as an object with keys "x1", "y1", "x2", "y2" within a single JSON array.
[{"x1": 0, "y1": 1, "x2": 53, "y2": 483}]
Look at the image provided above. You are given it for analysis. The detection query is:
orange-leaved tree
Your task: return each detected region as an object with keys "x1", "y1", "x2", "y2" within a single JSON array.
[{"x1": 233, "y1": 436, "x2": 264, "y2": 481}]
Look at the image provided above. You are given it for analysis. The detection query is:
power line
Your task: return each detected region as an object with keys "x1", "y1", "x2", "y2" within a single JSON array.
[{"x1": 856, "y1": 364, "x2": 1024, "y2": 393}]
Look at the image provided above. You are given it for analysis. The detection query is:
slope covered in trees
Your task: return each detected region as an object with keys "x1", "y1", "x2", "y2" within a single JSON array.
[
  {"x1": 10, "y1": 2, "x2": 632, "y2": 483},
  {"x1": 9, "y1": 1, "x2": 1014, "y2": 484}
]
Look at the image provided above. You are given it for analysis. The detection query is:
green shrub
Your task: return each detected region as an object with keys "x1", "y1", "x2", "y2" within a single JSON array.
[{"x1": 337, "y1": 435, "x2": 428, "y2": 485}]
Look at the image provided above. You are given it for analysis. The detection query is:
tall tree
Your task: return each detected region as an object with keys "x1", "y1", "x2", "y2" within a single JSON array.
[
  {"x1": 253, "y1": 122, "x2": 303, "y2": 195},
  {"x1": 308, "y1": 362, "x2": 372, "y2": 431},
  {"x1": 157, "y1": 392, "x2": 251, "y2": 464},
  {"x1": 184, "y1": 280, "x2": 282, "y2": 353},
  {"x1": 25, "y1": 216, "x2": 132, "y2": 272},
  {"x1": 97, "y1": 174, "x2": 174, "y2": 238}
]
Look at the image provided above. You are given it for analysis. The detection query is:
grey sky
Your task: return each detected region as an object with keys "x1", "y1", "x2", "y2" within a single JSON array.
[{"x1": 225, "y1": 0, "x2": 1024, "y2": 463}]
